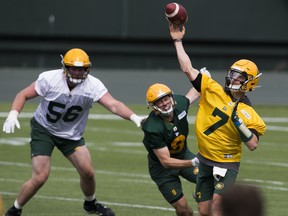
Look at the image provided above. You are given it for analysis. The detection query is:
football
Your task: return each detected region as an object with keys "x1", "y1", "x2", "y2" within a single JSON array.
[{"x1": 165, "y1": 2, "x2": 188, "y2": 26}]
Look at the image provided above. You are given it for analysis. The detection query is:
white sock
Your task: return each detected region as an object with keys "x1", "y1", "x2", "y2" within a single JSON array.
[
  {"x1": 85, "y1": 195, "x2": 96, "y2": 202},
  {"x1": 14, "y1": 200, "x2": 22, "y2": 209}
]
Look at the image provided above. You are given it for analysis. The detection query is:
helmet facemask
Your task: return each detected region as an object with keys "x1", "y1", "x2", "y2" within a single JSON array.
[
  {"x1": 146, "y1": 83, "x2": 176, "y2": 116},
  {"x1": 225, "y1": 69, "x2": 247, "y2": 92},
  {"x1": 151, "y1": 95, "x2": 175, "y2": 116},
  {"x1": 61, "y1": 48, "x2": 91, "y2": 86},
  {"x1": 226, "y1": 59, "x2": 262, "y2": 92},
  {"x1": 62, "y1": 63, "x2": 90, "y2": 85}
]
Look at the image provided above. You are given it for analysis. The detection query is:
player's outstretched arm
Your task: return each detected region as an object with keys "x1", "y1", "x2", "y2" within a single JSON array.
[
  {"x1": 3, "y1": 82, "x2": 38, "y2": 133},
  {"x1": 98, "y1": 92, "x2": 147, "y2": 127},
  {"x1": 169, "y1": 23, "x2": 199, "y2": 81}
]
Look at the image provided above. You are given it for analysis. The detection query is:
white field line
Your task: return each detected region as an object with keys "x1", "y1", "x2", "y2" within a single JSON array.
[
  {"x1": 0, "y1": 112, "x2": 288, "y2": 133},
  {"x1": 1, "y1": 112, "x2": 288, "y2": 123},
  {"x1": 1, "y1": 160, "x2": 287, "y2": 184},
  {"x1": 0, "y1": 191, "x2": 175, "y2": 212}
]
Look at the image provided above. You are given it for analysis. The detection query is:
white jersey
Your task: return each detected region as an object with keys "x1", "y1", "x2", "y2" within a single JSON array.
[{"x1": 34, "y1": 69, "x2": 108, "y2": 140}]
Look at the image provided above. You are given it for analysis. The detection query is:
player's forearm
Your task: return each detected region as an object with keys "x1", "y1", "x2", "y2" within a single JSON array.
[
  {"x1": 160, "y1": 157, "x2": 193, "y2": 169},
  {"x1": 10, "y1": 92, "x2": 28, "y2": 113},
  {"x1": 174, "y1": 41, "x2": 199, "y2": 81},
  {"x1": 111, "y1": 101, "x2": 134, "y2": 120}
]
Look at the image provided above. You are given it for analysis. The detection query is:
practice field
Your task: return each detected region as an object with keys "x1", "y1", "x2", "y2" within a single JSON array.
[{"x1": 0, "y1": 103, "x2": 287, "y2": 216}]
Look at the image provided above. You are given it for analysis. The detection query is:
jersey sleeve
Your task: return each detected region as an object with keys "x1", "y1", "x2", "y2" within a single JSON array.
[
  {"x1": 34, "y1": 72, "x2": 51, "y2": 96},
  {"x1": 239, "y1": 105, "x2": 266, "y2": 136},
  {"x1": 88, "y1": 76, "x2": 108, "y2": 102}
]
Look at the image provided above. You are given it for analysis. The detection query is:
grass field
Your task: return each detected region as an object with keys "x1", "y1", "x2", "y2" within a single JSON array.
[{"x1": 0, "y1": 103, "x2": 287, "y2": 216}]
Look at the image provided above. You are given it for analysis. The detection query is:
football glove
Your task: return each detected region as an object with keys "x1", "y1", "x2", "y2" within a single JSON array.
[
  {"x1": 231, "y1": 99, "x2": 253, "y2": 143},
  {"x1": 3, "y1": 110, "x2": 20, "y2": 133},
  {"x1": 200, "y1": 67, "x2": 211, "y2": 78},
  {"x1": 130, "y1": 114, "x2": 147, "y2": 127},
  {"x1": 191, "y1": 157, "x2": 199, "y2": 167}
]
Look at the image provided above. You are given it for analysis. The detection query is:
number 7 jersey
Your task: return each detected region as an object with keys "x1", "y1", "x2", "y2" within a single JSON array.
[
  {"x1": 195, "y1": 74, "x2": 266, "y2": 162},
  {"x1": 34, "y1": 69, "x2": 108, "y2": 140}
]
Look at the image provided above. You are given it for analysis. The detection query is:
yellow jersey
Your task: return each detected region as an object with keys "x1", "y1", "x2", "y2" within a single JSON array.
[{"x1": 195, "y1": 74, "x2": 266, "y2": 162}]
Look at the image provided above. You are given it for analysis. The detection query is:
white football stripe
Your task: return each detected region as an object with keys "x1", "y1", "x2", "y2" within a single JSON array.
[{"x1": 165, "y1": 3, "x2": 179, "y2": 18}]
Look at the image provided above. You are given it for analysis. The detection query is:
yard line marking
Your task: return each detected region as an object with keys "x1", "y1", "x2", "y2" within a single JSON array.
[
  {"x1": 0, "y1": 161, "x2": 151, "y2": 178},
  {"x1": 243, "y1": 178, "x2": 287, "y2": 186},
  {"x1": 1, "y1": 112, "x2": 288, "y2": 123},
  {"x1": 119, "y1": 178, "x2": 154, "y2": 184},
  {"x1": 0, "y1": 191, "x2": 175, "y2": 211},
  {"x1": 266, "y1": 125, "x2": 288, "y2": 132}
]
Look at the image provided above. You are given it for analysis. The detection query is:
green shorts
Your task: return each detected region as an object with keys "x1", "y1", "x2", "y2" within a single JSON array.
[
  {"x1": 195, "y1": 162, "x2": 237, "y2": 202},
  {"x1": 30, "y1": 117, "x2": 85, "y2": 157},
  {"x1": 149, "y1": 150, "x2": 198, "y2": 204}
]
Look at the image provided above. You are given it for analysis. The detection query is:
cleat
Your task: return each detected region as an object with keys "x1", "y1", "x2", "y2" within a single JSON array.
[
  {"x1": 4, "y1": 207, "x2": 22, "y2": 216},
  {"x1": 83, "y1": 200, "x2": 115, "y2": 216}
]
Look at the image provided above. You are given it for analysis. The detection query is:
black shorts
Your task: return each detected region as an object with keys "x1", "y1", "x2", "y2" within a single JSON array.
[
  {"x1": 149, "y1": 150, "x2": 198, "y2": 204},
  {"x1": 195, "y1": 162, "x2": 237, "y2": 202}
]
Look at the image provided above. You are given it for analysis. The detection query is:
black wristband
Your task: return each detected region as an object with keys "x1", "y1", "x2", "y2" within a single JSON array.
[{"x1": 173, "y1": 38, "x2": 182, "y2": 42}]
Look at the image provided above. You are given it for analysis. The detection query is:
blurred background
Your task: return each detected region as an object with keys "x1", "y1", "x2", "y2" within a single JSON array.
[{"x1": 1, "y1": 0, "x2": 287, "y2": 104}]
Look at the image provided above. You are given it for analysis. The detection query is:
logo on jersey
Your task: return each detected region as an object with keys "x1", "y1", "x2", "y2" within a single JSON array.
[
  {"x1": 224, "y1": 154, "x2": 233, "y2": 159},
  {"x1": 173, "y1": 126, "x2": 179, "y2": 136},
  {"x1": 178, "y1": 111, "x2": 186, "y2": 120},
  {"x1": 241, "y1": 109, "x2": 251, "y2": 119}
]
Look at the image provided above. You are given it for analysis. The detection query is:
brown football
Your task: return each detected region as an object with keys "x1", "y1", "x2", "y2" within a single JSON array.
[{"x1": 165, "y1": 2, "x2": 188, "y2": 26}]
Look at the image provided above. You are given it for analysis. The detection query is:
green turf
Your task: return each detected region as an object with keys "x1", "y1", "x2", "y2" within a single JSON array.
[{"x1": 0, "y1": 103, "x2": 287, "y2": 216}]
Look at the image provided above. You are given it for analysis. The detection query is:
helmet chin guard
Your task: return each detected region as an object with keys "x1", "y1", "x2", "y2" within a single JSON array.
[{"x1": 152, "y1": 97, "x2": 175, "y2": 116}]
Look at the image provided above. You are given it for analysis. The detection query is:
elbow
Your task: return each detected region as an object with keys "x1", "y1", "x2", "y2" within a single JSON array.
[
  {"x1": 160, "y1": 159, "x2": 171, "y2": 169},
  {"x1": 161, "y1": 162, "x2": 170, "y2": 169}
]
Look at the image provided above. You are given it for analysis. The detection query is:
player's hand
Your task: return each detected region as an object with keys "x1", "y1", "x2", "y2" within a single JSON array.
[
  {"x1": 3, "y1": 110, "x2": 20, "y2": 133},
  {"x1": 130, "y1": 114, "x2": 148, "y2": 127},
  {"x1": 169, "y1": 22, "x2": 185, "y2": 41},
  {"x1": 231, "y1": 99, "x2": 241, "y2": 123},
  {"x1": 191, "y1": 157, "x2": 199, "y2": 167}
]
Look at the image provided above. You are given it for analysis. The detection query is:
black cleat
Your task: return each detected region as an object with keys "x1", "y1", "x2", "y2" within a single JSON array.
[
  {"x1": 4, "y1": 206, "x2": 22, "y2": 216},
  {"x1": 83, "y1": 200, "x2": 115, "y2": 216}
]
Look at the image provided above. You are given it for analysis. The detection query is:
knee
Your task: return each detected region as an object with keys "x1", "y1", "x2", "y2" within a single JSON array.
[
  {"x1": 81, "y1": 167, "x2": 95, "y2": 180},
  {"x1": 33, "y1": 172, "x2": 49, "y2": 187},
  {"x1": 198, "y1": 205, "x2": 209, "y2": 216},
  {"x1": 175, "y1": 206, "x2": 193, "y2": 216},
  {"x1": 211, "y1": 197, "x2": 222, "y2": 213},
  {"x1": 173, "y1": 197, "x2": 194, "y2": 216}
]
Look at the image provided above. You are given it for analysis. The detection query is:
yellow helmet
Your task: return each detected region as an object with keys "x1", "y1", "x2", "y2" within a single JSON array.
[
  {"x1": 146, "y1": 83, "x2": 175, "y2": 115},
  {"x1": 61, "y1": 48, "x2": 91, "y2": 85},
  {"x1": 62, "y1": 48, "x2": 91, "y2": 67},
  {"x1": 226, "y1": 59, "x2": 262, "y2": 92}
]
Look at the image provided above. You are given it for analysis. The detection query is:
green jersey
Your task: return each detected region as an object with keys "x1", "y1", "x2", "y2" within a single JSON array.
[{"x1": 142, "y1": 95, "x2": 191, "y2": 162}]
